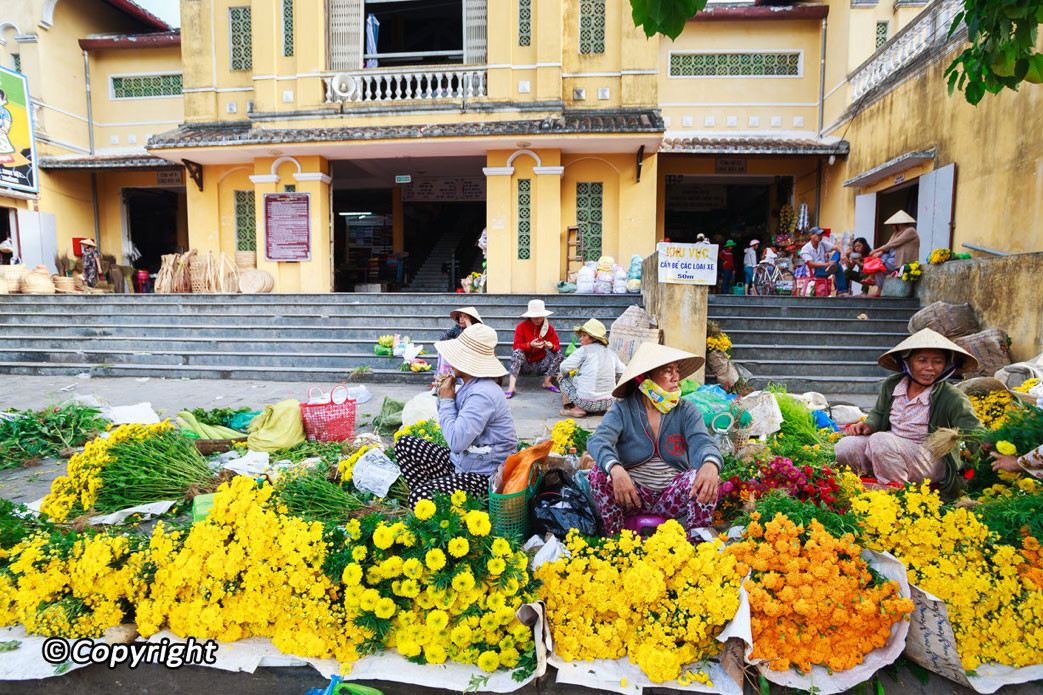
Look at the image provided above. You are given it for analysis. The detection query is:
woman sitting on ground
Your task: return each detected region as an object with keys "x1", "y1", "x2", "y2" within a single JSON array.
[
  {"x1": 396, "y1": 323, "x2": 517, "y2": 506},
  {"x1": 506, "y1": 299, "x2": 562, "y2": 399},
  {"x1": 587, "y1": 343, "x2": 723, "y2": 539},
  {"x1": 557, "y1": 318, "x2": 625, "y2": 417},
  {"x1": 835, "y1": 328, "x2": 982, "y2": 499},
  {"x1": 439, "y1": 306, "x2": 482, "y2": 341}
]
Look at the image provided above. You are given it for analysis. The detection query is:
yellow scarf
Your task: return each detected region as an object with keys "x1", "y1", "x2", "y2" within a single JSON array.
[{"x1": 638, "y1": 378, "x2": 680, "y2": 414}]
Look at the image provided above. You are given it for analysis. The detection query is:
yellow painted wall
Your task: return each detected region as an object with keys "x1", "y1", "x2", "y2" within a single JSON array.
[
  {"x1": 821, "y1": 41, "x2": 1043, "y2": 255},
  {"x1": 88, "y1": 46, "x2": 184, "y2": 152},
  {"x1": 659, "y1": 19, "x2": 823, "y2": 134},
  {"x1": 181, "y1": 0, "x2": 254, "y2": 123}
]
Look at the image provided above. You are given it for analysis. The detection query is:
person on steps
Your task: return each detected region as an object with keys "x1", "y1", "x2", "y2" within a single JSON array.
[
  {"x1": 505, "y1": 299, "x2": 562, "y2": 399},
  {"x1": 834, "y1": 328, "x2": 982, "y2": 499},
  {"x1": 586, "y1": 342, "x2": 723, "y2": 540},
  {"x1": 396, "y1": 323, "x2": 517, "y2": 506},
  {"x1": 435, "y1": 306, "x2": 483, "y2": 382},
  {"x1": 557, "y1": 318, "x2": 625, "y2": 417}
]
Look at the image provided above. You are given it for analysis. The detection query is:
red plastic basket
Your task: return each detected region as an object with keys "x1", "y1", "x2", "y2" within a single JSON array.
[{"x1": 300, "y1": 385, "x2": 356, "y2": 442}]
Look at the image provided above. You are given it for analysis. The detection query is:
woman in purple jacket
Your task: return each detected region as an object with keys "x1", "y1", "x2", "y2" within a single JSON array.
[
  {"x1": 587, "y1": 342, "x2": 722, "y2": 539},
  {"x1": 395, "y1": 323, "x2": 518, "y2": 506}
]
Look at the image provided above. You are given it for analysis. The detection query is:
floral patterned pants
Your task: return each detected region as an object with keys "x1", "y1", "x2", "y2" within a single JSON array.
[
  {"x1": 509, "y1": 349, "x2": 563, "y2": 378},
  {"x1": 588, "y1": 465, "x2": 717, "y2": 539},
  {"x1": 395, "y1": 435, "x2": 490, "y2": 508}
]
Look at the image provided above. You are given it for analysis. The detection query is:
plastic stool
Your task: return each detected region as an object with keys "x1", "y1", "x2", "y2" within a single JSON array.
[{"x1": 624, "y1": 514, "x2": 669, "y2": 537}]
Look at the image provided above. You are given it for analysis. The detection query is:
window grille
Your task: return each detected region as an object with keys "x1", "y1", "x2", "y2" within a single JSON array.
[
  {"x1": 875, "y1": 22, "x2": 889, "y2": 49},
  {"x1": 517, "y1": 179, "x2": 531, "y2": 260},
  {"x1": 234, "y1": 191, "x2": 256, "y2": 251},
  {"x1": 111, "y1": 74, "x2": 183, "y2": 99},
  {"x1": 579, "y1": 0, "x2": 605, "y2": 54},
  {"x1": 669, "y1": 52, "x2": 801, "y2": 77},
  {"x1": 576, "y1": 182, "x2": 603, "y2": 261},
  {"x1": 519, "y1": 0, "x2": 532, "y2": 46},
  {"x1": 283, "y1": 0, "x2": 295, "y2": 56},
  {"x1": 229, "y1": 7, "x2": 253, "y2": 71}
]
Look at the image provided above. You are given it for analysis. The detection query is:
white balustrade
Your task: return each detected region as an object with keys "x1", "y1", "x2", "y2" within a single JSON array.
[
  {"x1": 849, "y1": 0, "x2": 964, "y2": 102},
  {"x1": 325, "y1": 66, "x2": 487, "y2": 104}
]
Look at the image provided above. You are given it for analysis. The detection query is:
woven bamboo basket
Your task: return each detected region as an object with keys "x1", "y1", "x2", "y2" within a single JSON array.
[
  {"x1": 234, "y1": 250, "x2": 256, "y2": 270},
  {"x1": 53, "y1": 276, "x2": 77, "y2": 293},
  {"x1": 239, "y1": 269, "x2": 274, "y2": 294},
  {"x1": 189, "y1": 257, "x2": 208, "y2": 293},
  {"x1": 20, "y1": 271, "x2": 56, "y2": 294},
  {"x1": 3, "y1": 264, "x2": 27, "y2": 293},
  {"x1": 193, "y1": 437, "x2": 247, "y2": 455}
]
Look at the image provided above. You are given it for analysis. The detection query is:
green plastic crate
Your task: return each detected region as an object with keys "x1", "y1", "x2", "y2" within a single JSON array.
[{"x1": 489, "y1": 463, "x2": 541, "y2": 542}]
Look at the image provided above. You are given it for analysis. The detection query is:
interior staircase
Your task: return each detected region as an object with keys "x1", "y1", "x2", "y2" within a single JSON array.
[
  {"x1": 403, "y1": 228, "x2": 468, "y2": 292},
  {"x1": 0, "y1": 293, "x2": 918, "y2": 393}
]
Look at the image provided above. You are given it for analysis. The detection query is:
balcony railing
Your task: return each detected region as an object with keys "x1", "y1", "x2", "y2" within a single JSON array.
[
  {"x1": 324, "y1": 66, "x2": 487, "y2": 104},
  {"x1": 849, "y1": 0, "x2": 964, "y2": 102}
]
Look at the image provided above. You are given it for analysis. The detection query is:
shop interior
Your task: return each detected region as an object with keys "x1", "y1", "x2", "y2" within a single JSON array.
[
  {"x1": 330, "y1": 157, "x2": 486, "y2": 292},
  {"x1": 874, "y1": 180, "x2": 919, "y2": 248},
  {"x1": 663, "y1": 175, "x2": 791, "y2": 248},
  {"x1": 124, "y1": 188, "x2": 187, "y2": 274}
]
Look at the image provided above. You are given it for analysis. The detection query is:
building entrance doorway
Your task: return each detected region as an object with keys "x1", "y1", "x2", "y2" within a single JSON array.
[
  {"x1": 664, "y1": 176, "x2": 781, "y2": 248},
  {"x1": 124, "y1": 188, "x2": 186, "y2": 274}
]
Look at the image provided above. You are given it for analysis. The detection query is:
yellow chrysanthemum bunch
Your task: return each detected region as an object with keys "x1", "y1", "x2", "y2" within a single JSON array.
[
  {"x1": 853, "y1": 485, "x2": 1043, "y2": 670},
  {"x1": 550, "y1": 419, "x2": 577, "y2": 455},
  {"x1": 39, "y1": 422, "x2": 173, "y2": 522},
  {"x1": 134, "y1": 475, "x2": 365, "y2": 665},
  {"x1": 727, "y1": 513, "x2": 913, "y2": 674},
  {"x1": 706, "y1": 333, "x2": 732, "y2": 355},
  {"x1": 1015, "y1": 378, "x2": 1041, "y2": 394},
  {"x1": 338, "y1": 494, "x2": 537, "y2": 674},
  {"x1": 393, "y1": 420, "x2": 447, "y2": 448},
  {"x1": 0, "y1": 531, "x2": 149, "y2": 638},
  {"x1": 968, "y1": 390, "x2": 1019, "y2": 430},
  {"x1": 536, "y1": 521, "x2": 742, "y2": 683},
  {"x1": 928, "y1": 248, "x2": 953, "y2": 265}
]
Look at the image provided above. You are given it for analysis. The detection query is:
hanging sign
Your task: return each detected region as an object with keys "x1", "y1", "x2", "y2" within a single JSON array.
[
  {"x1": 264, "y1": 192, "x2": 311, "y2": 261},
  {"x1": 657, "y1": 242, "x2": 718, "y2": 285},
  {"x1": 715, "y1": 158, "x2": 747, "y2": 174},
  {"x1": 401, "y1": 177, "x2": 486, "y2": 202},
  {"x1": 0, "y1": 67, "x2": 39, "y2": 194}
]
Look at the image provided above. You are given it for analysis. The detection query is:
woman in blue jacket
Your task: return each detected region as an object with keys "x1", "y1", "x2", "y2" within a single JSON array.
[{"x1": 587, "y1": 342, "x2": 723, "y2": 538}]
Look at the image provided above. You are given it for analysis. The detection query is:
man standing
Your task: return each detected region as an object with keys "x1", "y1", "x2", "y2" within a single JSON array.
[
  {"x1": 800, "y1": 228, "x2": 849, "y2": 295},
  {"x1": 718, "y1": 240, "x2": 735, "y2": 294},
  {"x1": 743, "y1": 239, "x2": 759, "y2": 294}
]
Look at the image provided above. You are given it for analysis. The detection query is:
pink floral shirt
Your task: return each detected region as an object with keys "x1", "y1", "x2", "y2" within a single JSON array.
[{"x1": 889, "y1": 378, "x2": 931, "y2": 442}]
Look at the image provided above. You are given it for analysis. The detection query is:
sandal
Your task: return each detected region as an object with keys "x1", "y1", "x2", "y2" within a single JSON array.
[
  {"x1": 543, "y1": 384, "x2": 560, "y2": 393},
  {"x1": 504, "y1": 391, "x2": 515, "y2": 399}
]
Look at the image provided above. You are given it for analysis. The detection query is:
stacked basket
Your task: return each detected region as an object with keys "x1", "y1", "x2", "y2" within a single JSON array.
[
  {"x1": 2, "y1": 264, "x2": 27, "y2": 294},
  {"x1": 20, "y1": 267, "x2": 56, "y2": 294},
  {"x1": 53, "y1": 275, "x2": 77, "y2": 293},
  {"x1": 239, "y1": 269, "x2": 274, "y2": 293}
]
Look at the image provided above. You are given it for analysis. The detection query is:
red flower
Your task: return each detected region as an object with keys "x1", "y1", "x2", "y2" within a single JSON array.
[{"x1": 963, "y1": 469, "x2": 975, "y2": 480}]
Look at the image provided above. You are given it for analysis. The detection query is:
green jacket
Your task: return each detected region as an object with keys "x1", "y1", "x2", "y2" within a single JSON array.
[{"x1": 864, "y1": 373, "x2": 983, "y2": 500}]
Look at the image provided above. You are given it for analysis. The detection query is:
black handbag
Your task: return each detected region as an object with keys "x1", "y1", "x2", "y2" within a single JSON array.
[{"x1": 529, "y1": 469, "x2": 602, "y2": 539}]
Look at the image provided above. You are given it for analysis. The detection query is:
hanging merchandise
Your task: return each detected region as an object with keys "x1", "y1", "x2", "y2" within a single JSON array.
[{"x1": 796, "y1": 202, "x2": 810, "y2": 232}]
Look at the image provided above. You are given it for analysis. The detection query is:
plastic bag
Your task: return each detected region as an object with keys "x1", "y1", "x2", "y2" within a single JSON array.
[
  {"x1": 682, "y1": 389, "x2": 732, "y2": 428},
  {"x1": 556, "y1": 281, "x2": 577, "y2": 294},
  {"x1": 612, "y1": 266, "x2": 628, "y2": 294},
  {"x1": 247, "y1": 399, "x2": 306, "y2": 452},
  {"x1": 373, "y1": 396, "x2": 405, "y2": 436},
  {"x1": 352, "y1": 447, "x2": 401, "y2": 497},
  {"x1": 401, "y1": 391, "x2": 438, "y2": 428},
  {"x1": 530, "y1": 469, "x2": 602, "y2": 539},
  {"x1": 627, "y1": 254, "x2": 643, "y2": 280},
  {"x1": 565, "y1": 336, "x2": 578, "y2": 357},
  {"x1": 226, "y1": 410, "x2": 262, "y2": 432},
  {"x1": 576, "y1": 264, "x2": 596, "y2": 294},
  {"x1": 594, "y1": 270, "x2": 613, "y2": 294},
  {"x1": 596, "y1": 255, "x2": 615, "y2": 273},
  {"x1": 626, "y1": 278, "x2": 641, "y2": 293},
  {"x1": 501, "y1": 440, "x2": 553, "y2": 495},
  {"x1": 861, "y1": 256, "x2": 886, "y2": 274}
]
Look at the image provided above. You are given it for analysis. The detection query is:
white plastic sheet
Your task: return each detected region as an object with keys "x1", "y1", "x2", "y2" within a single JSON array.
[
  {"x1": 738, "y1": 392, "x2": 783, "y2": 438},
  {"x1": 88, "y1": 500, "x2": 177, "y2": 526},
  {"x1": 401, "y1": 391, "x2": 439, "y2": 428},
  {"x1": 0, "y1": 625, "x2": 93, "y2": 680},
  {"x1": 104, "y1": 403, "x2": 160, "y2": 425}
]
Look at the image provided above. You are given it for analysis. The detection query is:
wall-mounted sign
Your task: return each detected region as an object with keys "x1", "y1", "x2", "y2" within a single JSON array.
[
  {"x1": 715, "y1": 158, "x2": 747, "y2": 174},
  {"x1": 402, "y1": 177, "x2": 486, "y2": 202},
  {"x1": 157, "y1": 170, "x2": 184, "y2": 185},
  {"x1": 394, "y1": 174, "x2": 412, "y2": 184},
  {"x1": 0, "y1": 67, "x2": 38, "y2": 194},
  {"x1": 264, "y1": 192, "x2": 311, "y2": 261},
  {"x1": 894, "y1": 174, "x2": 905, "y2": 185},
  {"x1": 657, "y1": 242, "x2": 718, "y2": 285},
  {"x1": 665, "y1": 184, "x2": 727, "y2": 212}
]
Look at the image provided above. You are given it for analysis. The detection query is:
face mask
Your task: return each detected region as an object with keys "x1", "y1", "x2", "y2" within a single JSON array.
[{"x1": 637, "y1": 377, "x2": 680, "y2": 414}]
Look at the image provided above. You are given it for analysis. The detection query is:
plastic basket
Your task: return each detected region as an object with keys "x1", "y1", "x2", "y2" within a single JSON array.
[
  {"x1": 489, "y1": 463, "x2": 541, "y2": 542},
  {"x1": 300, "y1": 385, "x2": 357, "y2": 442}
]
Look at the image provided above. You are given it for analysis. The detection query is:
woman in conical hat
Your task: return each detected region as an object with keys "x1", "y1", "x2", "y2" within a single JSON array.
[
  {"x1": 586, "y1": 342, "x2": 723, "y2": 539},
  {"x1": 434, "y1": 306, "x2": 484, "y2": 382},
  {"x1": 557, "y1": 318, "x2": 625, "y2": 417},
  {"x1": 835, "y1": 328, "x2": 982, "y2": 499},
  {"x1": 395, "y1": 323, "x2": 517, "y2": 507}
]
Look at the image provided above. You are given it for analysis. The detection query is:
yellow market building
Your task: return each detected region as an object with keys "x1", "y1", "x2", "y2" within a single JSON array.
[{"x1": 1, "y1": 0, "x2": 1040, "y2": 294}]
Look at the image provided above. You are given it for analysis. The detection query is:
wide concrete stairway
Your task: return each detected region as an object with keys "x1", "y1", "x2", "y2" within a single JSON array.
[{"x1": 0, "y1": 293, "x2": 916, "y2": 393}]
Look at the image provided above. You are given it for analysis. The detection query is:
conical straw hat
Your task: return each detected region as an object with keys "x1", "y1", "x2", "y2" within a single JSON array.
[
  {"x1": 612, "y1": 342, "x2": 704, "y2": 399},
  {"x1": 884, "y1": 210, "x2": 915, "y2": 225},
  {"x1": 435, "y1": 323, "x2": 507, "y2": 378},
  {"x1": 573, "y1": 318, "x2": 609, "y2": 345},
  {"x1": 450, "y1": 306, "x2": 483, "y2": 324},
  {"x1": 878, "y1": 328, "x2": 979, "y2": 374}
]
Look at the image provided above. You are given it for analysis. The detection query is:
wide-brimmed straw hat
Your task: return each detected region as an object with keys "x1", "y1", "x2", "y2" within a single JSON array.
[
  {"x1": 877, "y1": 328, "x2": 979, "y2": 374},
  {"x1": 521, "y1": 299, "x2": 553, "y2": 318},
  {"x1": 884, "y1": 210, "x2": 916, "y2": 225},
  {"x1": 435, "y1": 323, "x2": 507, "y2": 378},
  {"x1": 612, "y1": 342, "x2": 704, "y2": 399},
  {"x1": 450, "y1": 306, "x2": 483, "y2": 324},
  {"x1": 574, "y1": 318, "x2": 609, "y2": 345},
  {"x1": 80, "y1": 238, "x2": 97, "y2": 247}
]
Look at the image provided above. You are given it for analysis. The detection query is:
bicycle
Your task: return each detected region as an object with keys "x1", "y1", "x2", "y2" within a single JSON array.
[{"x1": 751, "y1": 262, "x2": 783, "y2": 296}]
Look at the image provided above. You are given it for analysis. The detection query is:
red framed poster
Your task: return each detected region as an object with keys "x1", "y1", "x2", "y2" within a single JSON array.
[{"x1": 264, "y1": 192, "x2": 311, "y2": 261}]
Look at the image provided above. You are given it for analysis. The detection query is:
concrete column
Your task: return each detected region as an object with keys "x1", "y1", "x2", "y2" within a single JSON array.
[
  {"x1": 249, "y1": 165, "x2": 281, "y2": 289},
  {"x1": 642, "y1": 253, "x2": 709, "y2": 383},
  {"x1": 392, "y1": 187, "x2": 404, "y2": 253},
  {"x1": 292, "y1": 158, "x2": 332, "y2": 293},
  {"x1": 484, "y1": 152, "x2": 514, "y2": 293},
  {"x1": 185, "y1": 165, "x2": 222, "y2": 254},
  {"x1": 533, "y1": 163, "x2": 564, "y2": 292}
]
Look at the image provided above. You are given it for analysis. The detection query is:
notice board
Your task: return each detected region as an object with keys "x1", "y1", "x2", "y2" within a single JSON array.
[
  {"x1": 264, "y1": 192, "x2": 310, "y2": 261},
  {"x1": 656, "y1": 242, "x2": 718, "y2": 285}
]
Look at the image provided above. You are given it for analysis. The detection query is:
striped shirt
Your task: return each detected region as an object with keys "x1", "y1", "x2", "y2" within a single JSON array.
[{"x1": 628, "y1": 456, "x2": 679, "y2": 492}]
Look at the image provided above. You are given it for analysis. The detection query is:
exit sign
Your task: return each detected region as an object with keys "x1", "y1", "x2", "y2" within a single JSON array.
[{"x1": 395, "y1": 175, "x2": 412, "y2": 184}]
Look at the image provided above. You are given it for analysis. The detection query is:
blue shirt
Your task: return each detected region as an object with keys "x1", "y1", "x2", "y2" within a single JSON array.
[{"x1": 438, "y1": 377, "x2": 517, "y2": 476}]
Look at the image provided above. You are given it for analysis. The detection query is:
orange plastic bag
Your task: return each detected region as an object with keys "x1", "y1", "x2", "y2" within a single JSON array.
[{"x1": 500, "y1": 439, "x2": 553, "y2": 494}]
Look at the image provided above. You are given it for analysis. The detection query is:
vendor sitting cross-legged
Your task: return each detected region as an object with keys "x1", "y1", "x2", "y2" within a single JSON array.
[
  {"x1": 586, "y1": 342, "x2": 723, "y2": 540},
  {"x1": 395, "y1": 323, "x2": 517, "y2": 507},
  {"x1": 557, "y1": 318, "x2": 625, "y2": 417},
  {"x1": 505, "y1": 299, "x2": 563, "y2": 399},
  {"x1": 835, "y1": 328, "x2": 982, "y2": 499}
]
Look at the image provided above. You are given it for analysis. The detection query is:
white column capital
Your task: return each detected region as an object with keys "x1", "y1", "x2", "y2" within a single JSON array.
[
  {"x1": 482, "y1": 166, "x2": 515, "y2": 176},
  {"x1": 249, "y1": 174, "x2": 280, "y2": 184},
  {"x1": 533, "y1": 166, "x2": 564, "y2": 177}
]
